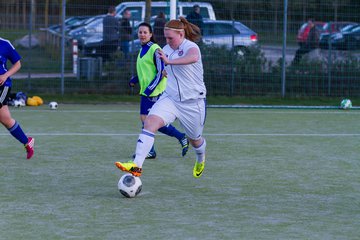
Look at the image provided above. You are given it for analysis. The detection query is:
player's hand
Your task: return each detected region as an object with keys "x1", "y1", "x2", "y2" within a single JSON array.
[
  {"x1": 128, "y1": 76, "x2": 139, "y2": 87},
  {"x1": 158, "y1": 49, "x2": 169, "y2": 65},
  {"x1": 0, "y1": 74, "x2": 7, "y2": 86},
  {"x1": 162, "y1": 70, "x2": 167, "y2": 78}
]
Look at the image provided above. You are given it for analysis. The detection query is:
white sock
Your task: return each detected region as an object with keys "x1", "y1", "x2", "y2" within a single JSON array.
[
  {"x1": 193, "y1": 138, "x2": 206, "y2": 163},
  {"x1": 134, "y1": 129, "x2": 155, "y2": 168}
]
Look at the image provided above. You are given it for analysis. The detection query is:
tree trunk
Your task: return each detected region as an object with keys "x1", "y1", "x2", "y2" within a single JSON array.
[
  {"x1": 273, "y1": 0, "x2": 279, "y2": 34},
  {"x1": 44, "y1": 0, "x2": 49, "y2": 27},
  {"x1": 302, "y1": 1, "x2": 306, "y2": 22},
  {"x1": 22, "y1": 1, "x2": 27, "y2": 29},
  {"x1": 16, "y1": 0, "x2": 20, "y2": 29},
  {"x1": 31, "y1": 0, "x2": 36, "y2": 28},
  {"x1": 145, "y1": 0, "x2": 151, "y2": 23},
  {"x1": 249, "y1": 2, "x2": 254, "y2": 28},
  {"x1": 333, "y1": 0, "x2": 338, "y2": 21}
]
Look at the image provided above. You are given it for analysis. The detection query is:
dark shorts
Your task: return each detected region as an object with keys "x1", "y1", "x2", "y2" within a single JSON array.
[
  {"x1": 140, "y1": 95, "x2": 161, "y2": 115},
  {"x1": 0, "y1": 85, "x2": 11, "y2": 108}
]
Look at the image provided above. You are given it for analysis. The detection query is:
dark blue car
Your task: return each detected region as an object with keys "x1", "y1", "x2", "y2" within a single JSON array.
[
  {"x1": 319, "y1": 23, "x2": 359, "y2": 50},
  {"x1": 331, "y1": 25, "x2": 360, "y2": 50}
]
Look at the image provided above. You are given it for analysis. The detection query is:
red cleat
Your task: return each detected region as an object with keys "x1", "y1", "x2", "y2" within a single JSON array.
[{"x1": 25, "y1": 137, "x2": 35, "y2": 159}]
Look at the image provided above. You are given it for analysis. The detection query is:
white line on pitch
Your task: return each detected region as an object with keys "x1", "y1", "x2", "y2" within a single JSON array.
[
  {"x1": 1, "y1": 133, "x2": 359, "y2": 137},
  {"x1": 11, "y1": 109, "x2": 360, "y2": 115},
  {"x1": 11, "y1": 110, "x2": 138, "y2": 113}
]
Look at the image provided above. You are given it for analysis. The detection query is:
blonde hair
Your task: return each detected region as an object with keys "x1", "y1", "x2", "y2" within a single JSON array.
[{"x1": 164, "y1": 17, "x2": 201, "y2": 42}]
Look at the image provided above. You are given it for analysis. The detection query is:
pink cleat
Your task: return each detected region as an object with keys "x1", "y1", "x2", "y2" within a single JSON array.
[{"x1": 25, "y1": 137, "x2": 35, "y2": 159}]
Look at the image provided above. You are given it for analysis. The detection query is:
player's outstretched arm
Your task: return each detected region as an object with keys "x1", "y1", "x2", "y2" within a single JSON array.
[{"x1": 158, "y1": 48, "x2": 199, "y2": 65}]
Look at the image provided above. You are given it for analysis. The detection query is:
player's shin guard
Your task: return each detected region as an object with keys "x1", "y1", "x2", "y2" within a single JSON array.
[{"x1": 134, "y1": 129, "x2": 155, "y2": 168}]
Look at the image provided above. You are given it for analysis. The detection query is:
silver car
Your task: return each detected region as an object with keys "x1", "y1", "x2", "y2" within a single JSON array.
[
  {"x1": 129, "y1": 19, "x2": 258, "y2": 54},
  {"x1": 202, "y1": 20, "x2": 258, "y2": 55}
]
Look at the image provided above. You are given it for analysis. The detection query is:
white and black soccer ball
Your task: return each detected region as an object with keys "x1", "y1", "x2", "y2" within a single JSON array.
[
  {"x1": 14, "y1": 99, "x2": 22, "y2": 107},
  {"x1": 340, "y1": 99, "x2": 352, "y2": 110},
  {"x1": 118, "y1": 174, "x2": 142, "y2": 198},
  {"x1": 14, "y1": 99, "x2": 26, "y2": 107},
  {"x1": 49, "y1": 101, "x2": 58, "y2": 110}
]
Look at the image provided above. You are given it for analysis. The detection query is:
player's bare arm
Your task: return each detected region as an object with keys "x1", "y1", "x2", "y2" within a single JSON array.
[
  {"x1": 158, "y1": 48, "x2": 199, "y2": 65},
  {"x1": 0, "y1": 60, "x2": 21, "y2": 86}
]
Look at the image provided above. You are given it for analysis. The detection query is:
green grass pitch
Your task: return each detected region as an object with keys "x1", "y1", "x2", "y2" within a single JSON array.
[{"x1": 1, "y1": 104, "x2": 360, "y2": 239}]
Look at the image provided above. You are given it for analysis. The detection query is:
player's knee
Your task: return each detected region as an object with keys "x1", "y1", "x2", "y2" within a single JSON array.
[
  {"x1": 189, "y1": 137, "x2": 205, "y2": 148},
  {"x1": 144, "y1": 115, "x2": 164, "y2": 133}
]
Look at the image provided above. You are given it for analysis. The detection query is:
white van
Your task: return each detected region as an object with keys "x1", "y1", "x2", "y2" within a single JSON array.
[{"x1": 115, "y1": 1, "x2": 216, "y2": 22}]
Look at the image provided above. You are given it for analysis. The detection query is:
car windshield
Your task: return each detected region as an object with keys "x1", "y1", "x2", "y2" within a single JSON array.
[
  {"x1": 83, "y1": 16, "x2": 101, "y2": 25},
  {"x1": 234, "y1": 22, "x2": 252, "y2": 32},
  {"x1": 322, "y1": 23, "x2": 329, "y2": 30},
  {"x1": 341, "y1": 24, "x2": 355, "y2": 32},
  {"x1": 299, "y1": 23, "x2": 308, "y2": 32},
  {"x1": 86, "y1": 18, "x2": 102, "y2": 29},
  {"x1": 352, "y1": 26, "x2": 360, "y2": 32},
  {"x1": 116, "y1": 5, "x2": 126, "y2": 15},
  {"x1": 203, "y1": 21, "x2": 246, "y2": 36}
]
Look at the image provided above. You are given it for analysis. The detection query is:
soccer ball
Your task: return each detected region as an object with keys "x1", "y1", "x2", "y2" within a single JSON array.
[
  {"x1": 340, "y1": 99, "x2": 352, "y2": 109},
  {"x1": 14, "y1": 99, "x2": 26, "y2": 107},
  {"x1": 49, "y1": 101, "x2": 58, "y2": 110},
  {"x1": 14, "y1": 99, "x2": 22, "y2": 107},
  {"x1": 118, "y1": 174, "x2": 142, "y2": 198}
]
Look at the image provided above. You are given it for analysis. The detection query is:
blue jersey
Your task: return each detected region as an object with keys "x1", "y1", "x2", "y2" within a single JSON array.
[{"x1": 0, "y1": 37, "x2": 21, "y2": 87}]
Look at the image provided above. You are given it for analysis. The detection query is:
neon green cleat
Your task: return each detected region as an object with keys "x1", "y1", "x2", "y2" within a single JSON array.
[
  {"x1": 193, "y1": 160, "x2": 205, "y2": 178},
  {"x1": 115, "y1": 161, "x2": 142, "y2": 177}
]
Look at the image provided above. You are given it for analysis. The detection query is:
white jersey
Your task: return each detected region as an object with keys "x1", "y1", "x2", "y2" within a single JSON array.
[{"x1": 163, "y1": 39, "x2": 206, "y2": 102}]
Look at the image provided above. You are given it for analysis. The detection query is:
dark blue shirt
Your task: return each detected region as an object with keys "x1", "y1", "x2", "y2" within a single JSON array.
[
  {"x1": 0, "y1": 38, "x2": 21, "y2": 87},
  {"x1": 186, "y1": 11, "x2": 204, "y2": 30}
]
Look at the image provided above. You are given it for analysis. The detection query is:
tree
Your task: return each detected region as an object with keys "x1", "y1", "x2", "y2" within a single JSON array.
[
  {"x1": 145, "y1": 0, "x2": 151, "y2": 23},
  {"x1": 44, "y1": 0, "x2": 49, "y2": 27},
  {"x1": 271, "y1": 0, "x2": 279, "y2": 34},
  {"x1": 30, "y1": 0, "x2": 36, "y2": 28},
  {"x1": 332, "y1": 0, "x2": 350, "y2": 21}
]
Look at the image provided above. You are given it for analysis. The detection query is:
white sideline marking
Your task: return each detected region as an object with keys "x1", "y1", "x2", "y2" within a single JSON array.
[
  {"x1": 11, "y1": 109, "x2": 360, "y2": 115},
  {"x1": 1, "y1": 133, "x2": 359, "y2": 137},
  {"x1": 12, "y1": 110, "x2": 138, "y2": 113}
]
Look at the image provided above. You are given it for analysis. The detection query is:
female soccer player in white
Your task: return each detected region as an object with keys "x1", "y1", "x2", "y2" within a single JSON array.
[
  {"x1": 116, "y1": 17, "x2": 207, "y2": 178},
  {"x1": 0, "y1": 37, "x2": 35, "y2": 159},
  {"x1": 128, "y1": 22, "x2": 189, "y2": 159}
]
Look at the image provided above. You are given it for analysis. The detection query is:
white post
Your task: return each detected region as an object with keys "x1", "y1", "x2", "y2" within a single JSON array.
[
  {"x1": 72, "y1": 39, "x2": 78, "y2": 74},
  {"x1": 170, "y1": 0, "x2": 176, "y2": 20}
]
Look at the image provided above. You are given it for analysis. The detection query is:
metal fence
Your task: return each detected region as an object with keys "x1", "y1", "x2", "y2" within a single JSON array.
[{"x1": 1, "y1": 0, "x2": 360, "y2": 97}]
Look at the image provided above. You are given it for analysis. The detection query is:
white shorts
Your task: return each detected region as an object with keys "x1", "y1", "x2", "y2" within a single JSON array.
[{"x1": 149, "y1": 94, "x2": 206, "y2": 140}]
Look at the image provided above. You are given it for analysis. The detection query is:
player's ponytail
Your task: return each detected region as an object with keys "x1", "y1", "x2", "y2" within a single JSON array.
[
  {"x1": 179, "y1": 17, "x2": 201, "y2": 43},
  {"x1": 165, "y1": 17, "x2": 202, "y2": 43}
]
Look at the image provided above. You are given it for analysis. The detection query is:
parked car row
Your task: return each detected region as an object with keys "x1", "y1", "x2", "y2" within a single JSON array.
[
  {"x1": 82, "y1": 19, "x2": 258, "y2": 58},
  {"x1": 296, "y1": 20, "x2": 360, "y2": 50},
  {"x1": 46, "y1": 15, "x2": 258, "y2": 57},
  {"x1": 319, "y1": 23, "x2": 360, "y2": 50},
  {"x1": 47, "y1": 1, "x2": 216, "y2": 49},
  {"x1": 296, "y1": 21, "x2": 326, "y2": 45},
  {"x1": 67, "y1": 15, "x2": 105, "y2": 49}
]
